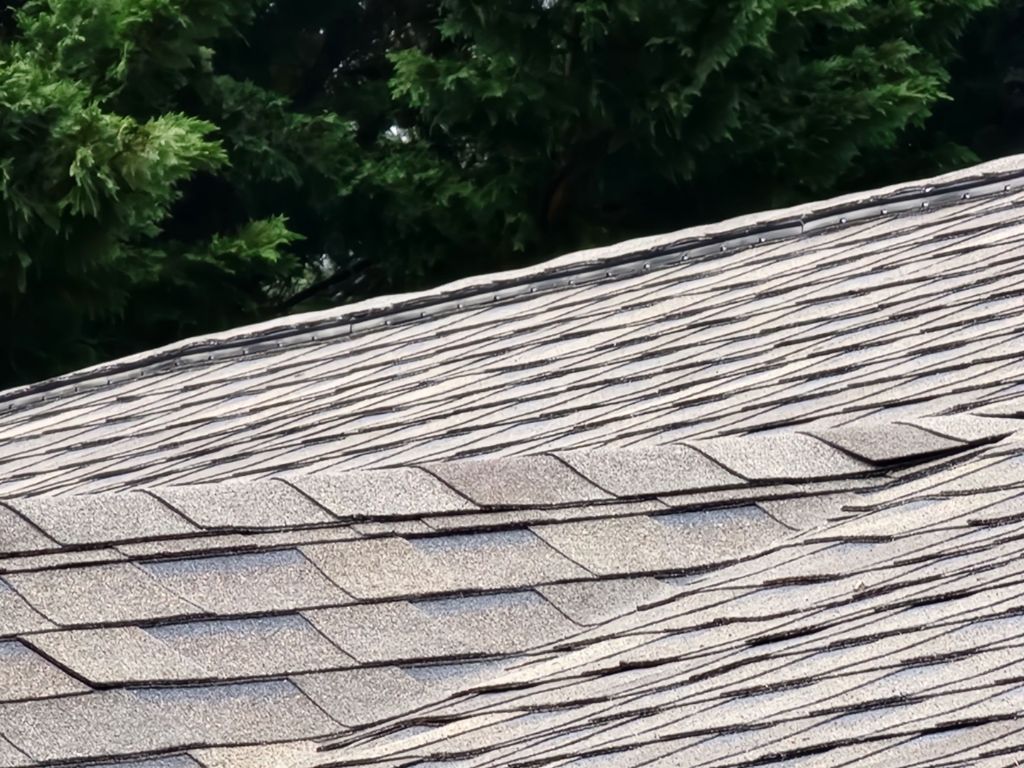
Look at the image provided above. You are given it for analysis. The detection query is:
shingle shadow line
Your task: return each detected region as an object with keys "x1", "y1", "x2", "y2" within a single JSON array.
[
  {"x1": 16, "y1": 636, "x2": 97, "y2": 690},
  {"x1": 28, "y1": 733, "x2": 333, "y2": 768},
  {"x1": 638, "y1": 679, "x2": 1024, "y2": 768},
  {"x1": 603, "y1": 566, "x2": 999, "y2": 677}
]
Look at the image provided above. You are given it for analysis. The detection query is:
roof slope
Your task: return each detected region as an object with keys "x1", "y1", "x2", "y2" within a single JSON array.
[
  {"x1": 2, "y1": 157, "x2": 1024, "y2": 767},
  {"x1": 2, "y1": 157, "x2": 1024, "y2": 496}
]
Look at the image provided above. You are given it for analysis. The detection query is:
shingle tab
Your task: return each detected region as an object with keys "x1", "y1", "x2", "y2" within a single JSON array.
[
  {"x1": 0, "y1": 682, "x2": 335, "y2": 761},
  {"x1": 29, "y1": 626, "x2": 209, "y2": 685},
  {"x1": 292, "y1": 666, "x2": 481, "y2": 727},
  {"x1": 139, "y1": 549, "x2": 351, "y2": 614},
  {"x1": 537, "y1": 577, "x2": 677, "y2": 625},
  {"x1": 306, "y1": 591, "x2": 579, "y2": 662},
  {"x1": 0, "y1": 641, "x2": 88, "y2": 701},
  {"x1": 145, "y1": 615, "x2": 353, "y2": 679},
  {"x1": 303, "y1": 530, "x2": 590, "y2": 600},
  {"x1": 532, "y1": 506, "x2": 789, "y2": 576},
  {"x1": 911, "y1": 415, "x2": 1021, "y2": 443},
  {"x1": 0, "y1": 579, "x2": 53, "y2": 636},
  {"x1": 290, "y1": 467, "x2": 476, "y2": 519},
  {"x1": 6, "y1": 492, "x2": 196, "y2": 546},
  {"x1": 153, "y1": 479, "x2": 333, "y2": 529},
  {"x1": 692, "y1": 434, "x2": 872, "y2": 481},
  {"x1": 557, "y1": 445, "x2": 744, "y2": 497},
  {"x1": 0, "y1": 505, "x2": 55, "y2": 554},
  {"x1": 89, "y1": 758, "x2": 203, "y2": 768},
  {"x1": 0, "y1": 736, "x2": 31, "y2": 768},
  {"x1": 805, "y1": 423, "x2": 963, "y2": 464},
  {"x1": 426, "y1": 455, "x2": 610, "y2": 506},
  {"x1": 5, "y1": 563, "x2": 196, "y2": 626}
]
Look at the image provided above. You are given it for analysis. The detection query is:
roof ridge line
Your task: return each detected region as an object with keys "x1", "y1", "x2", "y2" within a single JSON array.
[{"x1": 4, "y1": 158, "x2": 1024, "y2": 411}]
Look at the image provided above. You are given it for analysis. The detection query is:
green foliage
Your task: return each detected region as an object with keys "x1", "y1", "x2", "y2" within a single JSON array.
[{"x1": 0, "y1": 0, "x2": 1004, "y2": 385}]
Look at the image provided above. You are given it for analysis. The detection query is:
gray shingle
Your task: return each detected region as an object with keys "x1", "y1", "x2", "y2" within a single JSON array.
[
  {"x1": 189, "y1": 743, "x2": 320, "y2": 768},
  {"x1": 0, "y1": 546, "x2": 124, "y2": 575},
  {"x1": 293, "y1": 666, "x2": 467, "y2": 727},
  {"x1": 0, "y1": 504, "x2": 55, "y2": 554},
  {"x1": 88, "y1": 758, "x2": 203, "y2": 768},
  {"x1": 426, "y1": 455, "x2": 610, "y2": 507},
  {"x1": 0, "y1": 736, "x2": 31, "y2": 768},
  {"x1": 5, "y1": 563, "x2": 196, "y2": 626},
  {"x1": 804, "y1": 423, "x2": 963, "y2": 464},
  {"x1": 306, "y1": 591, "x2": 580, "y2": 662},
  {"x1": 153, "y1": 479, "x2": 333, "y2": 529},
  {"x1": 423, "y1": 499, "x2": 669, "y2": 531},
  {"x1": 145, "y1": 615, "x2": 353, "y2": 679},
  {"x1": 116, "y1": 524, "x2": 361, "y2": 558},
  {"x1": 692, "y1": 433, "x2": 873, "y2": 481},
  {"x1": 134, "y1": 681, "x2": 338, "y2": 744},
  {"x1": 303, "y1": 530, "x2": 590, "y2": 600},
  {"x1": 5, "y1": 492, "x2": 196, "y2": 546},
  {"x1": 557, "y1": 445, "x2": 744, "y2": 497},
  {"x1": 531, "y1": 506, "x2": 789, "y2": 576},
  {"x1": 0, "y1": 579, "x2": 53, "y2": 636},
  {"x1": 28, "y1": 626, "x2": 209, "y2": 685},
  {"x1": 537, "y1": 577, "x2": 678, "y2": 625},
  {"x1": 758, "y1": 493, "x2": 855, "y2": 530},
  {"x1": 911, "y1": 414, "x2": 1021, "y2": 443},
  {"x1": 139, "y1": 549, "x2": 351, "y2": 614},
  {"x1": 0, "y1": 641, "x2": 88, "y2": 701},
  {"x1": 290, "y1": 466, "x2": 476, "y2": 519},
  {"x1": 0, "y1": 682, "x2": 335, "y2": 761},
  {"x1": 0, "y1": 690, "x2": 173, "y2": 761}
]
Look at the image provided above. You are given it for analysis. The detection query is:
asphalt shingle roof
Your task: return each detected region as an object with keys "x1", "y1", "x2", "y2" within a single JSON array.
[{"x1": 2, "y1": 156, "x2": 1024, "y2": 766}]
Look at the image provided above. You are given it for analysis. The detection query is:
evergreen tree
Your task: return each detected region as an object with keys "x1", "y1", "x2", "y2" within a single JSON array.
[{"x1": 0, "y1": 0, "x2": 1001, "y2": 386}]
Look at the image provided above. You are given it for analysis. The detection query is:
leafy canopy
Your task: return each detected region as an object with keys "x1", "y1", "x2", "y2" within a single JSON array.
[{"x1": 0, "y1": 0, "x2": 1002, "y2": 385}]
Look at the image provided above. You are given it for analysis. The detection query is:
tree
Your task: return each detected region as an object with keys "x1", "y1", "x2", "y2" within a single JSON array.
[{"x1": 0, "y1": 0, "x2": 1002, "y2": 387}]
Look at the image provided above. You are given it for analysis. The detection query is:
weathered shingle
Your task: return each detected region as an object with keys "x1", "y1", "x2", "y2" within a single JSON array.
[
  {"x1": 303, "y1": 529, "x2": 590, "y2": 599},
  {"x1": 290, "y1": 466, "x2": 475, "y2": 519},
  {"x1": 6, "y1": 492, "x2": 196, "y2": 546},
  {"x1": 0, "y1": 641, "x2": 88, "y2": 701},
  {"x1": 537, "y1": 577, "x2": 676, "y2": 625},
  {"x1": 0, "y1": 736, "x2": 31, "y2": 768},
  {"x1": 805, "y1": 423, "x2": 964, "y2": 464},
  {"x1": 691, "y1": 434, "x2": 872, "y2": 481},
  {"x1": 0, "y1": 505, "x2": 55, "y2": 554},
  {"x1": 5, "y1": 563, "x2": 197, "y2": 626},
  {"x1": 292, "y1": 665, "x2": 498, "y2": 727},
  {"x1": 557, "y1": 445, "x2": 744, "y2": 497},
  {"x1": 153, "y1": 479, "x2": 333, "y2": 529},
  {"x1": 139, "y1": 549, "x2": 351, "y2": 614},
  {"x1": 28, "y1": 626, "x2": 210, "y2": 685},
  {"x1": 145, "y1": 615, "x2": 353, "y2": 679},
  {"x1": 532, "y1": 506, "x2": 790, "y2": 576},
  {"x1": 0, "y1": 579, "x2": 53, "y2": 636},
  {"x1": 0, "y1": 682, "x2": 335, "y2": 761},
  {"x1": 426, "y1": 455, "x2": 610, "y2": 506},
  {"x1": 306, "y1": 591, "x2": 579, "y2": 662}
]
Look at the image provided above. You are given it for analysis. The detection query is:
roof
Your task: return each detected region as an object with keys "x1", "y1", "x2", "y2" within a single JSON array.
[{"x1": 2, "y1": 155, "x2": 1024, "y2": 767}]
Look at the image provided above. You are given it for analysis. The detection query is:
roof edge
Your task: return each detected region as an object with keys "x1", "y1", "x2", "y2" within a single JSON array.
[{"x1": 5, "y1": 154, "x2": 1024, "y2": 411}]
